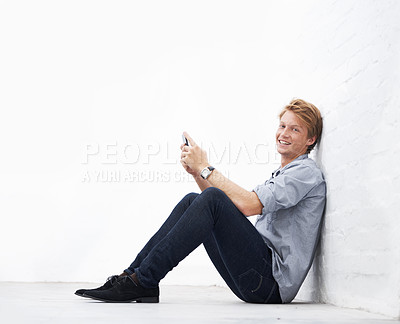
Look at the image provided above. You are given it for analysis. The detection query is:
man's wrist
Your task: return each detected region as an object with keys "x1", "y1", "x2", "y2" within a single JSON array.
[{"x1": 200, "y1": 165, "x2": 215, "y2": 180}]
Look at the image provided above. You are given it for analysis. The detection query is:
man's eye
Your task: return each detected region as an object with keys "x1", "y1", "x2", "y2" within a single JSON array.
[{"x1": 293, "y1": 128, "x2": 299, "y2": 132}]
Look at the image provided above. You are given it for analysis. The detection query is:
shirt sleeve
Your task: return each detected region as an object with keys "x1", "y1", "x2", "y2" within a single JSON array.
[{"x1": 253, "y1": 164, "x2": 321, "y2": 215}]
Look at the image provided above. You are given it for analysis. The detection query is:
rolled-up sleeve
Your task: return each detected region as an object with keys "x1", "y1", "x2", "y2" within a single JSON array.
[{"x1": 253, "y1": 164, "x2": 320, "y2": 215}]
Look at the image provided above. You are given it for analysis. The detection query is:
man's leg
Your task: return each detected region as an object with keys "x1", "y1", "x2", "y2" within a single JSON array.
[
  {"x1": 135, "y1": 187, "x2": 281, "y2": 303},
  {"x1": 202, "y1": 205, "x2": 281, "y2": 304},
  {"x1": 84, "y1": 187, "x2": 280, "y2": 303},
  {"x1": 133, "y1": 186, "x2": 241, "y2": 288},
  {"x1": 124, "y1": 192, "x2": 199, "y2": 274},
  {"x1": 202, "y1": 234, "x2": 245, "y2": 301}
]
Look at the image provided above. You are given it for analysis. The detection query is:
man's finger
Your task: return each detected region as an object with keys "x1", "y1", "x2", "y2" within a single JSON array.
[{"x1": 183, "y1": 131, "x2": 197, "y2": 147}]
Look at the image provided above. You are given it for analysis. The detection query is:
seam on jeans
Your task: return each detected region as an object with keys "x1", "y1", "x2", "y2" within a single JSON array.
[{"x1": 251, "y1": 274, "x2": 263, "y2": 293}]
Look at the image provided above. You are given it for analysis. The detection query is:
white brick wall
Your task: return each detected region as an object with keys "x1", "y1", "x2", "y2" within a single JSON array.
[{"x1": 293, "y1": 0, "x2": 400, "y2": 319}]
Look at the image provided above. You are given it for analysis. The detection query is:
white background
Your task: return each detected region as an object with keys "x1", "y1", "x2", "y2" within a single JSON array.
[{"x1": 1, "y1": 0, "x2": 399, "y2": 319}]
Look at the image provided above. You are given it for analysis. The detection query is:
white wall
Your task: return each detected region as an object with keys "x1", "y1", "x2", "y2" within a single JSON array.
[
  {"x1": 1, "y1": 0, "x2": 399, "y2": 319},
  {"x1": 291, "y1": 0, "x2": 400, "y2": 319}
]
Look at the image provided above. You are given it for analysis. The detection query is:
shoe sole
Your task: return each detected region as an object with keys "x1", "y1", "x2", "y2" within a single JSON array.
[{"x1": 82, "y1": 293, "x2": 159, "y2": 303}]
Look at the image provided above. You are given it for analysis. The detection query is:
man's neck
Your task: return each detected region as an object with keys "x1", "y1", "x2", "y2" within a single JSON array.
[{"x1": 280, "y1": 152, "x2": 307, "y2": 168}]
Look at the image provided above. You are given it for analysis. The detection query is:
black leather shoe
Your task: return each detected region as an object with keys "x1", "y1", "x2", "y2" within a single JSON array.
[
  {"x1": 83, "y1": 275, "x2": 159, "y2": 303},
  {"x1": 75, "y1": 275, "x2": 119, "y2": 297}
]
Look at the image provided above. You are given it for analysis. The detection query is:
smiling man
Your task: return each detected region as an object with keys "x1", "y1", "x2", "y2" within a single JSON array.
[
  {"x1": 277, "y1": 109, "x2": 318, "y2": 166},
  {"x1": 76, "y1": 98, "x2": 326, "y2": 304}
]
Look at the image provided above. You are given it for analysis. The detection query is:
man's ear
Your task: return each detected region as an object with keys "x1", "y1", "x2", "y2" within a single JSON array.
[{"x1": 307, "y1": 136, "x2": 317, "y2": 146}]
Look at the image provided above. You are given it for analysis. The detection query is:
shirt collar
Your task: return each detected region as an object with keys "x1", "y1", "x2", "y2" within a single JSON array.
[{"x1": 272, "y1": 154, "x2": 308, "y2": 178}]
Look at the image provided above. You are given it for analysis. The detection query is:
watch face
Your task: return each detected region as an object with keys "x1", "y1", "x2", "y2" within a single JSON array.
[{"x1": 201, "y1": 168, "x2": 211, "y2": 179}]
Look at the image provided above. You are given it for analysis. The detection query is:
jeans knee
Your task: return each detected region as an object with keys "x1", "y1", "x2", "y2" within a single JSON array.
[
  {"x1": 202, "y1": 187, "x2": 225, "y2": 197},
  {"x1": 199, "y1": 187, "x2": 230, "y2": 206},
  {"x1": 183, "y1": 192, "x2": 199, "y2": 203}
]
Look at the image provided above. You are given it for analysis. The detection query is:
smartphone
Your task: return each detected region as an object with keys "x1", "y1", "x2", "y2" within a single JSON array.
[{"x1": 182, "y1": 134, "x2": 189, "y2": 146}]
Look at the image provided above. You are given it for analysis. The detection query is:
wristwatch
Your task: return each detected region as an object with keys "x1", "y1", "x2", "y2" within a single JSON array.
[{"x1": 200, "y1": 166, "x2": 215, "y2": 180}]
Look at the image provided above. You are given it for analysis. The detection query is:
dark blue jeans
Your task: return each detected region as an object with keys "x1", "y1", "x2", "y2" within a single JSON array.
[{"x1": 124, "y1": 187, "x2": 282, "y2": 304}]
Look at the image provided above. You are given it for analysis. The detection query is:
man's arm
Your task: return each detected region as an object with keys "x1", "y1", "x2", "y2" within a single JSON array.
[
  {"x1": 193, "y1": 175, "x2": 212, "y2": 192},
  {"x1": 203, "y1": 169, "x2": 262, "y2": 216},
  {"x1": 180, "y1": 132, "x2": 263, "y2": 216}
]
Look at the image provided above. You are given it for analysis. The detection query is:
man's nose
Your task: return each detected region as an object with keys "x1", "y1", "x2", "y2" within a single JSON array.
[{"x1": 281, "y1": 128, "x2": 289, "y2": 137}]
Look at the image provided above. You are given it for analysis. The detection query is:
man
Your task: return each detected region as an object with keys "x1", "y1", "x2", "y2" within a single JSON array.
[{"x1": 76, "y1": 98, "x2": 326, "y2": 304}]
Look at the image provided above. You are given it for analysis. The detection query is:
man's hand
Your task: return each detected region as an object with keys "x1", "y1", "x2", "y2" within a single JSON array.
[
  {"x1": 179, "y1": 131, "x2": 262, "y2": 216},
  {"x1": 179, "y1": 145, "x2": 197, "y2": 177},
  {"x1": 180, "y1": 131, "x2": 209, "y2": 176}
]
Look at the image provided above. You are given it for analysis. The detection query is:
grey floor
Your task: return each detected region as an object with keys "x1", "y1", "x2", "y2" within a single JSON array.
[{"x1": 0, "y1": 283, "x2": 397, "y2": 324}]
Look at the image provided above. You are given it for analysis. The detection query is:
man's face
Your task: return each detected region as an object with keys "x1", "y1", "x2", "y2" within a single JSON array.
[{"x1": 276, "y1": 110, "x2": 315, "y2": 161}]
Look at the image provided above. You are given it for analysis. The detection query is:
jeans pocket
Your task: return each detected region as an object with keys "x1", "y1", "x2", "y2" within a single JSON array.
[{"x1": 238, "y1": 268, "x2": 280, "y2": 304}]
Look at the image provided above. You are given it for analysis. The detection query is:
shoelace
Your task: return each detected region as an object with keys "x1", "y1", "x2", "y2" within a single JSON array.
[{"x1": 106, "y1": 275, "x2": 119, "y2": 285}]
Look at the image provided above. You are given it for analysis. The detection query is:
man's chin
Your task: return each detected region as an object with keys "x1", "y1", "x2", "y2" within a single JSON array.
[{"x1": 276, "y1": 146, "x2": 288, "y2": 155}]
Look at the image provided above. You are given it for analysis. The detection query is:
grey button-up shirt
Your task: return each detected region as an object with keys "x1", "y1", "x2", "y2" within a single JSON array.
[{"x1": 253, "y1": 154, "x2": 326, "y2": 303}]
